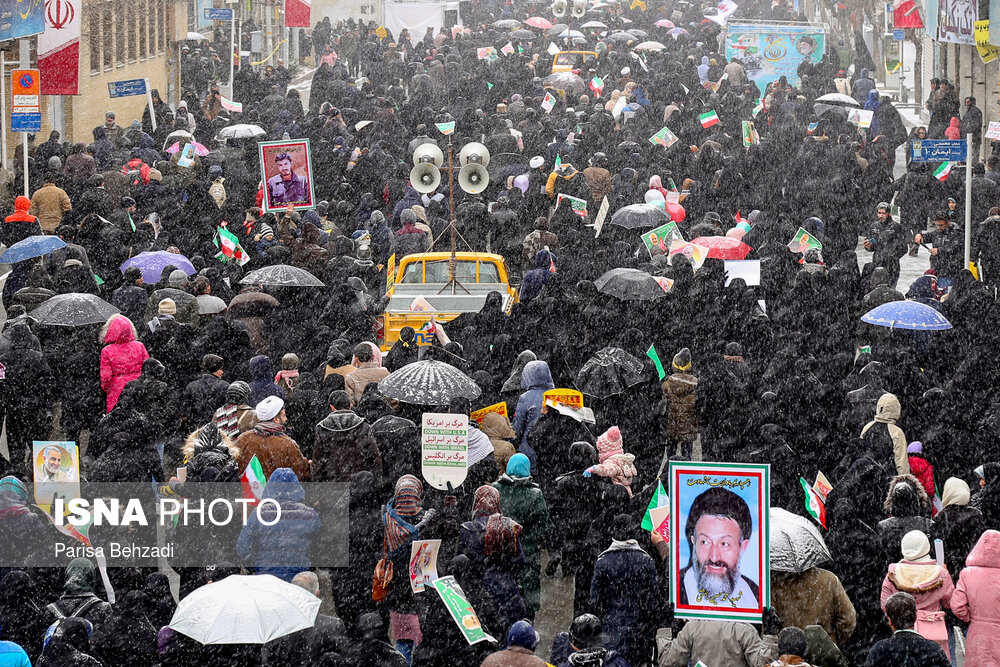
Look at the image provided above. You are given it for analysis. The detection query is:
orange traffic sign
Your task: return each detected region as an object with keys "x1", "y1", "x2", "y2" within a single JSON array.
[{"x1": 11, "y1": 69, "x2": 40, "y2": 114}]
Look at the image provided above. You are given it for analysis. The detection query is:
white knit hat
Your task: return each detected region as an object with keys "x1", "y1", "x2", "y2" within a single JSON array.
[
  {"x1": 255, "y1": 396, "x2": 284, "y2": 421},
  {"x1": 900, "y1": 530, "x2": 931, "y2": 561}
]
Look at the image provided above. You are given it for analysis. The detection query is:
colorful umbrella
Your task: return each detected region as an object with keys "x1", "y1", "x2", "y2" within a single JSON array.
[
  {"x1": 525, "y1": 16, "x2": 553, "y2": 28},
  {"x1": 654, "y1": 19, "x2": 676, "y2": 27},
  {"x1": 166, "y1": 141, "x2": 210, "y2": 156},
  {"x1": 120, "y1": 251, "x2": 195, "y2": 283},
  {"x1": 860, "y1": 301, "x2": 952, "y2": 331},
  {"x1": 668, "y1": 27, "x2": 689, "y2": 38},
  {"x1": 690, "y1": 236, "x2": 752, "y2": 260}
]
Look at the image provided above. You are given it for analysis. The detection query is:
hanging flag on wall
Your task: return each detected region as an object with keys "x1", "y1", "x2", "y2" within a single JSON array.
[
  {"x1": 39, "y1": 0, "x2": 80, "y2": 95},
  {"x1": 285, "y1": 0, "x2": 312, "y2": 28}
]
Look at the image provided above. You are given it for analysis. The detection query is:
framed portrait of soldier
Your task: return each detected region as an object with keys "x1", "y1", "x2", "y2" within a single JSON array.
[
  {"x1": 669, "y1": 461, "x2": 770, "y2": 623},
  {"x1": 257, "y1": 139, "x2": 315, "y2": 212}
]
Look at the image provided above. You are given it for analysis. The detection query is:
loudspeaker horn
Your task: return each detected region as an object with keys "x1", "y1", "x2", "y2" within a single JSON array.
[
  {"x1": 410, "y1": 163, "x2": 441, "y2": 193},
  {"x1": 458, "y1": 142, "x2": 491, "y2": 167},
  {"x1": 412, "y1": 143, "x2": 444, "y2": 167},
  {"x1": 459, "y1": 164, "x2": 490, "y2": 194},
  {"x1": 571, "y1": 0, "x2": 586, "y2": 18},
  {"x1": 551, "y1": 0, "x2": 567, "y2": 18}
]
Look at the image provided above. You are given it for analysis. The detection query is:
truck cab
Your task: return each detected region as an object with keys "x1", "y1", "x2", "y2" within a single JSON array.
[{"x1": 551, "y1": 50, "x2": 599, "y2": 73}]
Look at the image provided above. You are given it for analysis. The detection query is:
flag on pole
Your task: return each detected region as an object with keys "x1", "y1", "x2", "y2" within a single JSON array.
[
  {"x1": 699, "y1": 110, "x2": 720, "y2": 128},
  {"x1": 933, "y1": 162, "x2": 953, "y2": 182},
  {"x1": 589, "y1": 75, "x2": 605, "y2": 97},
  {"x1": 436, "y1": 121, "x2": 456, "y2": 135},
  {"x1": 214, "y1": 226, "x2": 251, "y2": 266},
  {"x1": 647, "y1": 343, "x2": 666, "y2": 380},
  {"x1": 641, "y1": 481, "x2": 669, "y2": 530},
  {"x1": 39, "y1": 0, "x2": 81, "y2": 94},
  {"x1": 752, "y1": 98, "x2": 765, "y2": 117},
  {"x1": 221, "y1": 96, "x2": 243, "y2": 113},
  {"x1": 800, "y1": 477, "x2": 827, "y2": 528},
  {"x1": 241, "y1": 455, "x2": 267, "y2": 502},
  {"x1": 541, "y1": 92, "x2": 557, "y2": 114}
]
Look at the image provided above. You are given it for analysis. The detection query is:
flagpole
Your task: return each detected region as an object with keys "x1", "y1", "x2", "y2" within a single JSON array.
[{"x1": 965, "y1": 133, "x2": 972, "y2": 271}]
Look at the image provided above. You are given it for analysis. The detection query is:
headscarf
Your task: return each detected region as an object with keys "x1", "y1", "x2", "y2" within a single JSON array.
[
  {"x1": 472, "y1": 485, "x2": 500, "y2": 518},
  {"x1": 384, "y1": 474, "x2": 423, "y2": 552},
  {"x1": 0, "y1": 476, "x2": 30, "y2": 517},
  {"x1": 941, "y1": 477, "x2": 970, "y2": 508},
  {"x1": 506, "y1": 453, "x2": 531, "y2": 478},
  {"x1": 485, "y1": 513, "x2": 523, "y2": 558}
]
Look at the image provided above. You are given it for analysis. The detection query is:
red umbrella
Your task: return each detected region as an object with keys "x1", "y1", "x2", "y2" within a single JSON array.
[
  {"x1": 690, "y1": 236, "x2": 752, "y2": 260},
  {"x1": 525, "y1": 16, "x2": 553, "y2": 29}
]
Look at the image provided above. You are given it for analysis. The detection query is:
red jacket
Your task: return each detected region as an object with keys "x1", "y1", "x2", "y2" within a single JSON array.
[{"x1": 908, "y1": 455, "x2": 936, "y2": 502}]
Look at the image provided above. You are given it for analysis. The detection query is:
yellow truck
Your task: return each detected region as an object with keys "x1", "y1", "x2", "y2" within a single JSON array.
[
  {"x1": 551, "y1": 50, "x2": 599, "y2": 73},
  {"x1": 379, "y1": 252, "x2": 518, "y2": 350}
]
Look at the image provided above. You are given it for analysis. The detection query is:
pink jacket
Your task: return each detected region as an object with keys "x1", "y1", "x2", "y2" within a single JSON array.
[
  {"x1": 99, "y1": 316, "x2": 149, "y2": 412},
  {"x1": 953, "y1": 530, "x2": 1000, "y2": 667},
  {"x1": 880, "y1": 560, "x2": 954, "y2": 656}
]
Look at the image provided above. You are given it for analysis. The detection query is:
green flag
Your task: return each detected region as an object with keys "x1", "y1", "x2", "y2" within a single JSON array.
[
  {"x1": 647, "y1": 343, "x2": 666, "y2": 380},
  {"x1": 486, "y1": 82, "x2": 493, "y2": 90},
  {"x1": 641, "y1": 480, "x2": 668, "y2": 530}
]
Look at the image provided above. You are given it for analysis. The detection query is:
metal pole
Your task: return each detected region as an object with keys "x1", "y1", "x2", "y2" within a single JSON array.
[
  {"x1": 19, "y1": 38, "x2": 28, "y2": 199},
  {"x1": 230, "y1": 15, "x2": 236, "y2": 89},
  {"x1": 22, "y1": 134, "x2": 27, "y2": 198},
  {"x1": 447, "y1": 139, "x2": 456, "y2": 295},
  {"x1": 965, "y1": 133, "x2": 973, "y2": 271},
  {"x1": 1, "y1": 52, "x2": 7, "y2": 171},
  {"x1": 145, "y1": 79, "x2": 156, "y2": 132}
]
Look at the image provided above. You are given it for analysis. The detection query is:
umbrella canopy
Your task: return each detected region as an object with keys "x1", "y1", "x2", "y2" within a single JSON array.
[
  {"x1": 813, "y1": 103, "x2": 850, "y2": 119},
  {"x1": 576, "y1": 347, "x2": 646, "y2": 398},
  {"x1": 546, "y1": 23, "x2": 569, "y2": 36},
  {"x1": 543, "y1": 72, "x2": 586, "y2": 94},
  {"x1": 169, "y1": 574, "x2": 321, "y2": 644},
  {"x1": 770, "y1": 508, "x2": 832, "y2": 574},
  {"x1": 581, "y1": 20, "x2": 608, "y2": 28},
  {"x1": 690, "y1": 236, "x2": 752, "y2": 260},
  {"x1": 510, "y1": 29, "x2": 537, "y2": 39},
  {"x1": 861, "y1": 301, "x2": 952, "y2": 331},
  {"x1": 525, "y1": 16, "x2": 553, "y2": 28},
  {"x1": 217, "y1": 124, "x2": 267, "y2": 140},
  {"x1": 241, "y1": 265, "x2": 325, "y2": 287},
  {"x1": 610, "y1": 203, "x2": 670, "y2": 230},
  {"x1": 595, "y1": 268, "x2": 666, "y2": 301},
  {"x1": 227, "y1": 291, "x2": 280, "y2": 317},
  {"x1": 166, "y1": 141, "x2": 210, "y2": 156},
  {"x1": 0, "y1": 235, "x2": 66, "y2": 264},
  {"x1": 163, "y1": 130, "x2": 194, "y2": 147},
  {"x1": 186, "y1": 31, "x2": 204, "y2": 40},
  {"x1": 590, "y1": 2, "x2": 612, "y2": 9},
  {"x1": 627, "y1": 28, "x2": 649, "y2": 38},
  {"x1": 378, "y1": 360, "x2": 481, "y2": 406},
  {"x1": 557, "y1": 28, "x2": 586, "y2": 39},
  {"x1": 493, "y1": 18, "x2": 521, "y2": 28},
  {"x1": 654, "y1": 19, "x2": 676, "y2": 27},
  {"x1": 605, "y1": 31, "x2": 635, "y2": 44},
  {"x1": 120, "y1": 251, "x2": 195, "y2": 284},
  {"x1": 668, "y1": 27, "x2": 689, "y2": 37},
  {"x1": 634, "y1": 40, "x2": 667, "y2": 51},
  {"x1": 814, "y1": 92, "x2": 862, "y2": 107},
  {"x1": 30, "y1": 293, "x2": 119, "y2": 326}
]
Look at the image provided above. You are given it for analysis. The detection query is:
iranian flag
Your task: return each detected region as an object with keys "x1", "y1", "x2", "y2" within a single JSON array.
[
  {"x1": 752, "y1": 98, "x2": 765, "y2": 117},
  {"x1": 934, "y1": 162, "x2": 953, "y2": 182},
  {"x1": 285, "y1": 0, "x2": 312, "y2": 28},
  {"x1": 214, "y1": 226, "x2": 251, "y2": 266},
  {"x1": 39, "y1": 0, "x2": 81, "y2": 94},
  {"x1": 242, "y1": 455, "x2": 267, "y2": 503},
  {"x1": 641, "y1": 480, "x2": 669, "y2": 530},
  {"x1": 589, "y1": 76, "x2": 605, "y2": 97},
  {"x1": 800, "y1": 477, "x2": 827, "y2": 528},
  {"x1": 699, "y1": 110, "x2": 720, "y2": 128}
]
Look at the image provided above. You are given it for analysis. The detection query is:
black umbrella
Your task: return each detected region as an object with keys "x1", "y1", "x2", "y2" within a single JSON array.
[
  {"x1": 510, "y1": 29, "x2": 536, "y2": 40},
  {"x1": 29, "y1": 293, "x2": 120, "y2": 326},
  {"x1": 546, "y1": 23, "x2": 569, "y2": 37},
  {"x1": 606, "y1": 31, "x2": 636, "y2": 45},
  {"x1": 576, "y1": 347, "x2": 646, "y2": 398},
  {"x1": 240, "y1": 265, "x2": 325, "y2": 287},
  {"x1": 610, "y1": 203, "x2": 670, "y2": 230},
  {"x1": 227, "y1": 291, "x2": 281, "y2": 317},
  {"x1": 594, "y1": 268, "x2": 666, "y2": 301},
  {"x1": 378, "y1": 360, "x2": 482, "y2": 406}
]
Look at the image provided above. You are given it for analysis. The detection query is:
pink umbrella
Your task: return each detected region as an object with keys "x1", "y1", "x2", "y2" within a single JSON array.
[
  {"x1": 525, "y1": 16, "x2": 553, "y2": 29},
  {"x1": 166, "y1": 141, "x2": 210, "y2": 156},
  {"x1": 654, "y1": 19, "x2": 676, "y2": 28},
  {"x1": 690, "y1": 236, "x2": 752, "y2": 260}
]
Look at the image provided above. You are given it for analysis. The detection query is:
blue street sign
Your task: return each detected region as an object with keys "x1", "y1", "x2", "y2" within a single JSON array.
[
  {"x1": 204, "y1": 7, "x2": 233, "y2": 20},
  {"x1": 11, "y1": 113, "x2": 41, "y2": 132},
  {"x1": 108, "y1": 78, "x2": 148, "y2": 98},
  {"x1": 910, "y1": 139, "x2": 967, "y2": 162},
  {"x1": 893, "y1": 28, "x2": 904, "y2": 40},
  {"x1": 0, "y1": 0, "x2": 45, "y2": 42}
]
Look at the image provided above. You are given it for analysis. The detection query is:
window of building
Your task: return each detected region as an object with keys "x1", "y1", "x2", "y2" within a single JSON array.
[
  {"x1": 127, "y1": 2, "x2": 137, "y2": 62},
  {"x1": 89, "y1": 9, "x2": 100, "y2": 73},
  {"x1": 139, "y1": 0, "x2": 147, "y2": 59},
  {"x1": 158, "y1": 0, "x2": 166, "y2": 54},
  {"x1": 115, "y1": 0, "x2": 125, "y2": 66},
  {"x1": 102, "y1": 2, "x2": 113, "y2": 70}
]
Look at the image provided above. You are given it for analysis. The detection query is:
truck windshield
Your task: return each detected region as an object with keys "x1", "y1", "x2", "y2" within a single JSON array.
[{"x1": 400, "y1": 260, "x2": 501, "y2": 284}]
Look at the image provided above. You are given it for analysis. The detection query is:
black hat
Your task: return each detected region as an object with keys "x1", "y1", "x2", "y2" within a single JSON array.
[{"x1": 570, "y1": 614, "x2": 607, "y2": 649}]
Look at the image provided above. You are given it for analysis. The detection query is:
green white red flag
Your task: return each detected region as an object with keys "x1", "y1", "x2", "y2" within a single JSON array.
[
  {"x1": 699, "y1": 110, "x2": 720, "y2": 128},
  {"x1": 214, "y1": 226, "x2": 251, "y2": 266},
  {"x1": 800, "y1": 477, "x2": 827, "y2": 528},
  {"x1": 933, "y1": 162, "x2": 953, "y2": 182},
  {"x1": 241, "y1": 455, "x2": 267, "y2": 503}
]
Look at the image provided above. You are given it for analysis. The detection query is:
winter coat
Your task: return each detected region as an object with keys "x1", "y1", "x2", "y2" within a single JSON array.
[
  {"x1": 344, "y1": 361, "x2": 389, "y2": 404},
  {"x1": 479, "y1": 412, "x2": 517, "y2": 475},
  {"x1": 341, "y1": 638, "x2": 409, "y2": 666},
  {"x1": 860, "y1": 393, "x2": 909, "y2": 476},
  {"x1": 908, "y1": 455, "x2": 935, "y2": 502},
  {"x1": 261, "y1": 614, "x2": 348, "y2": 667},
  {"x1": 931, "y1": 503, "x2": 985, "y2": 579},
  {"x1": 863, "y1": 630, "x2": 950, "y2": 666},
  {"x1": 459, "y1": 515, "x2": 528, "y2": 635},
  {"x1": 28, "y1": 182, "x2": 71, "y2": 232},
  {"x1": 771, "y1": 568, "x2": 857, "y2": 645},
  {"x1": 235, "y1": 424, "x2": 310, "y2": 481},
  {"x1": 952, "y1": 530, "x2": 1000, "y2": 666},
  {"x1": 662, "y1": 620, "x2": 773, "y2": 667},
  {"x1": 0, "y1": 642, "x2": 29, "y2": 667},
  {"x1": 178, "y1": 373, "x2": 230, "y2": 431},
  {"x1": 877, "y1": 474, "x2": 934, "y2": 569},
  {"x1": 249, "y1": 355, "x2": 286, "y2": 406},
  {"x1": 590, "y1": 540, "x2": 661, "y2": 667},
  {"x1": 312, "y1": 409, "x2": 383, "y2": 482},
  {"x1": 804, "y1": 624, "x2": 849, "y2": 667},
  {"x1": 480, "y1": 646, "x2": 549, "y2": 667},
  {"x1": 493, "y1": 474, "x2": 552, "y2": 612},
  {"x1": 370, "y1": 415, "x2": 421, "y2": 485},
  {"x1": 881, "y1": 560, "x2": 954, "y2": 655},
  {"x1": 46, "y1": 559, "x2": 112, "y2": 628},
  {"x1": 0, "y1": 197, "x2": 41, "y2": 248},
  {"x1": 110, "y1": 284, "x2": 148, "y2": 327},
  {"x1": 524, "y1": 410, "x2": 596, "y2": 490},
  {"x1": 99, "y1": 316, "x2": 149, "y2": 412},
  {"x1": 662, "y1": 371, "x2": 698, "y2": 442},
  {"x1": 236, "y1": 468, "x2": 319, "y2": 579},
  {"x1": 511, "y1": 360, "x2": 555, "y2": 458}
]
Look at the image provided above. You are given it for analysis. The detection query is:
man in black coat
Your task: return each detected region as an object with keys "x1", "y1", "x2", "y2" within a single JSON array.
[
  {"x1": 340, "y1": 613, "x2": 408, "y2": 666},
  {"x1": 864, "y1": 592, "x2": 950, "y2": 666},
  {"x1": 110, "y1": 267, "x2": 148, "y2": 327},
  {"x1": 261, "y1": 571, "x2": 349, "y2": 665},
  {"x1": 177, "y1": 354, "x2": 229, "y2": 433}
]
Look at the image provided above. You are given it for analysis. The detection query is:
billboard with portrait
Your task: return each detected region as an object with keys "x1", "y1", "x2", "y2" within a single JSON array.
[
  {"x1": 725, "y1": 23, "x2": 826, "y2": 89},
  {"x1": 257, "y1": 139, "x2": 316, "y2": 212},
  {"x1": 669, "y1": 460, "x2": 770, "y2": 623}
]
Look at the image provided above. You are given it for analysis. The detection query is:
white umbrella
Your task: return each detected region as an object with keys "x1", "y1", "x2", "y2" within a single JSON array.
[
  {"x1": 814, "y1": 92, "x2": 862, "y2": 107},
  {"x1": 634, "y1": 40, "x2": 667, "y2": 51},
  {"x1": 169, "y1": 574, "x2": 321, "y2": 644},
  {"x1": 557, "y1": 28, "x2": 586, "y2": 39},
  {"x1": 186, "y1": 32, "x2": 205, "y2": 41},
  {"x1": 163, "y1": 130, "x2": 193, "y2": 151},
  {"x1": 217, "y1": 124, "x2": 266, "y2": 140},
  {"x1": 581, "y1": 20, "x2": 608, "y2": 28}
]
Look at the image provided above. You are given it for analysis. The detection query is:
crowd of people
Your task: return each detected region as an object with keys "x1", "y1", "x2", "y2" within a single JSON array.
[{"x1": 3, "y1": 0, "x2": 1000, "y2": 665}]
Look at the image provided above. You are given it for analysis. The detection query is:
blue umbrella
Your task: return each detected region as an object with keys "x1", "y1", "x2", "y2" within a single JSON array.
[
  {"x1": 861, "y1": 300, "x2": 952, "y2": 331},
  {"x1": 120, "y1": 251, "x2": 196, "y2": 283},
  {"x1": 0, "y1": 235, "x2": 66, "y2": 264}
]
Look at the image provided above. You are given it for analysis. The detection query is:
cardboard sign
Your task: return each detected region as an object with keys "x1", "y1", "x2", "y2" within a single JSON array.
[
  {"x1": 594, "y1": 196, "x2": 610, "y2": 237},
  {"x1": 641, "y1": 222, "x2": 684, "y2": 256},
  {"x1": 543, "y1": 388, "x2": 584, "y2": 409},
  {"x1": 386, "y1": 253, "x2": 396, "y2": 292},
  {"x1": 847, "y1": 108, "x2": 874, "y2": 129},
  {"x1": 668, "y1": 240, "x2": 710, "y2": 270},
  {"x1": 409, "y1": 296, "x2": 435, "y2": 312},
  {"x1": 986, "y1": 121, "x2": 1000, "y2": 140},
  {"x1": 421, "y1": 413, "x2": 469, "y2": 491},
  {"x1": 724, "y1": 259, "x2": 761, "y2": 286},
  {"x1": 814, "y1": 471, "x2": 832, "y2": 502},
  {"x1": 477, "y1": 46, "x2": 497, "y2": 61},
  {"x1": 410, "y1": 539, "x2": 441, "y2": 592},
  {"x1": 33, "y1": 441, "x2": 80, "y2": 511},
  {"x1": 470, "y1": 402, "x2": 508, "y2": 424},
  {"x1": 975, "y1": 20, "x2": 999, "y2": 63},
  {"x1": 432, "y1": 576, "x2": 495, "y2": 645},
  {"x1": 177, "y1": 143, "x2": 196, "y2": 169},
  {"x1": 741, "y1": 120, "x2": 760, "y2": 146},
  {"x1": 541, "y1": 92, "x2": 557, "y2": 114}
]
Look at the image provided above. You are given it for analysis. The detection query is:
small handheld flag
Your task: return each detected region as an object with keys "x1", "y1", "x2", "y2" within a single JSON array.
[
  {"x1": 801, "y1": 477, "x2": 827, "y2": 528},
  {"x1": 933, "y1": 162, "x2": 953, "y2": 182},
  {"x1": 641, "y1": 480, "x2": 668, "y2": 530},
  {"x1": 647, "y1": 344, "x2": 666, "y2": 380},
  {"x1": 241, "y1": 455, "x2": 267, "y2": 503},
  {"x1": 589, "y1": 75, "x2": 605, "y2": 97},
  {"x1": 699, "y1": 110, "x2": 720, "y2": 128}
]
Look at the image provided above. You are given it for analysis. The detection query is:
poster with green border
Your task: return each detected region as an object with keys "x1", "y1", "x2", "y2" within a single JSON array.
[
  {"x1": 431, "y1": 576, "x2": 495, "y2": 644},
  {"x1": 641, "y1": 221, "x2": 683, "y2": 255}
]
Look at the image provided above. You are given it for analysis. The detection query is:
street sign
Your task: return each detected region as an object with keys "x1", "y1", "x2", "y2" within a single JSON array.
[
  {"x1": 0, "y1": 0, "x2": 47, "y2": 42},
  {"x1": 204, "y1": 7, "x2": 233, "y2": 20},
  {"x1": 910, "y1": 139, "x2": 968, "y2": 162},
  {"x1": 11, "y1": 69, "x2": 40, "y2": 133},
  {"x1": 107, "y1": 78, "x2": 148, "y2": 98},
  {"x1": 11, "y1": 114, "x2": 40, "y2": 132},
  {"x1": 893, "y1": 28, "x2": 904, "y2": 40}
]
